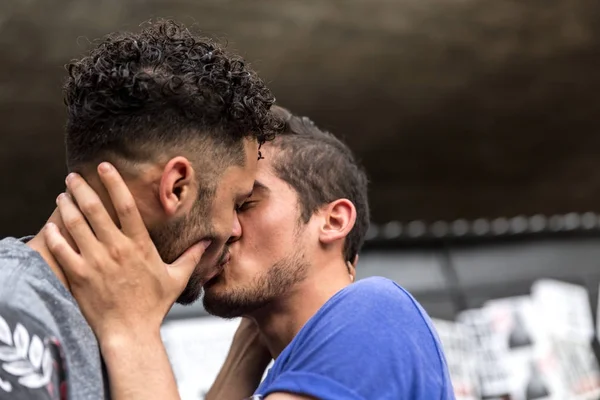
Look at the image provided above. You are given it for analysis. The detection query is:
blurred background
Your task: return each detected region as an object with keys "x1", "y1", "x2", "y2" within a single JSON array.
[{"x1": 2, "y1": 0, "x2": 600, "y2": 399}]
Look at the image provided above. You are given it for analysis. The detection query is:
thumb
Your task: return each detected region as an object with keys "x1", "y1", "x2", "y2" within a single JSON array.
[{"x1": 168, "y1": 240, "x2": 211, "y2": 290}]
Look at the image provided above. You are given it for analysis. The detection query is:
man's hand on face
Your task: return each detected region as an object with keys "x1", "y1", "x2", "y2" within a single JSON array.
[{"x1": 43, "y1": 162, "x2": 211, "y2": 343}]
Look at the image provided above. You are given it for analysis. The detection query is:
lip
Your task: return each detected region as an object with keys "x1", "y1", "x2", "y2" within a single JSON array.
[
  {"x1": 219, "y1": 253, "x2": 231, "y2": 267},
  {"x1": 203, "y1": 254, "x2": 230, "y2": 285}
]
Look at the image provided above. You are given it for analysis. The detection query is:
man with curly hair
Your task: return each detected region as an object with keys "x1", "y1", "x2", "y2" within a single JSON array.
[
  {"x1": 0, "y1": 20, "x2": 280, "y2": 400},
  {"x1": 44, "y1": 106, "x2": 454, "y2": 400}
]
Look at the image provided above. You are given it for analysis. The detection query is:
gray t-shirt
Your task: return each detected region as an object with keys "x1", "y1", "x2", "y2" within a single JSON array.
[{"x1": 0, "y1": 237, "x2": 109, "y2": 399}]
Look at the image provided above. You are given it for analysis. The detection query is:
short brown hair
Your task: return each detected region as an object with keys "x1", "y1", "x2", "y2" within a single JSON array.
[{"x1": 270, "y1": 106, "x2": 370, "y2": 262}]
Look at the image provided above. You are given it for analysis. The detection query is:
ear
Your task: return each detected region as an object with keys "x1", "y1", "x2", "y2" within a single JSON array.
[
  {"x1": 318, "y1": 198, "x2": 357, "y2": 247},
  {"x1": 346, "y1": 254, "x2": 359, "y2": 282},
  {"x1": 159, "y1": 156, "x2": 196, "y2": 217}
]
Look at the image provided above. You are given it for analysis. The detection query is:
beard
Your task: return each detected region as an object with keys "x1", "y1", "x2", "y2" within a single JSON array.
[
  {"x1": 202, "y1": 249, "x2": 309, "y2": 318},
  {"x1": 148, "y1": 201, "x2": 212, "y2": 305}
]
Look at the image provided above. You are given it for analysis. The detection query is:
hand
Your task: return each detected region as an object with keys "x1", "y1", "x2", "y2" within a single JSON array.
[{"x1": 43, "y1": 162, "x2": 210, "y2": 343}]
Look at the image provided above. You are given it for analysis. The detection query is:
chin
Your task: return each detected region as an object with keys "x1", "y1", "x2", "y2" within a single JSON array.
[
  {"x1": 202, "y1": 295, "x2": 238, "y2": 318},
  {"x1": 202, "y1": 286, "x2": 274, "y2": 319},
  {"x1": 203, "y1": 306, "x2": 243, "y2": 319},
  {"x1": 176, "y1": 287, "x2": 203, "y2": 305},
  {"x1": 201, "y1": 285, "x2": 243, "y2": 318},
  {"x1": 175, "y1": 271, "x2": 206, "y2": 305}
]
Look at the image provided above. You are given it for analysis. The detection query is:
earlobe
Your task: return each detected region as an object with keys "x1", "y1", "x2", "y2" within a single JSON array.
[
  {"x1": 346, "y1": 261, "x2": 356, "y2": 282},
  {"x1": 348, "y1": 253, "x2": 358, "y2": 281},
  {"x1": 319, "y1": 199, "x2": 357, "y2": 245},
  {"x1": 159, "y1": 157, "x2": 195, "y2": 217}
]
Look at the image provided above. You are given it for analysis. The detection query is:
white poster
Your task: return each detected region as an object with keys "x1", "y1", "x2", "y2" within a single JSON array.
[
  {"x1": 432, "y1": 318, "x2": 480, "y2": 400},
  {"x1": 531, "y1": 279, "x2": 594, "y2": 343},
  {"x1": 457, "y1": 308, "x2": 513, "y2": 398},
  {"x1": 483, "y1": 296, "x2": 552, "y2": 400}
]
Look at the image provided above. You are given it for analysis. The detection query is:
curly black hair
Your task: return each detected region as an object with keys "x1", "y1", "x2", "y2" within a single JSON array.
[{"x1": 64, "y1": 19, "x2": 280, "y2": 169}]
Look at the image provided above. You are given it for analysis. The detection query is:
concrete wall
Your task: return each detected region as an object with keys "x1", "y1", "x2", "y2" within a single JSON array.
[{"x1": 2, "y1": 0, "x2": 600, "y2": 236}]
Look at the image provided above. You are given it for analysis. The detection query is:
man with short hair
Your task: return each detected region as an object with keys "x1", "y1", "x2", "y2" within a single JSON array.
[
  {"x1": 0, "y1": 19, "x2": 280, "y2": 399},
  {"x1": 46, "y1": 106, "x2": 454, "y2": 399}
]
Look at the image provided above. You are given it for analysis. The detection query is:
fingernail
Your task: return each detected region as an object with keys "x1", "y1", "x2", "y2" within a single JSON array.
[
  {"x1": 201, "y1": 240, "x2": 212, "y2": 250},
  {"x1": 46, "y1": 222, "x2": 57, "y2": 232},
  {"x1": 56, "y1": 193, "x2": 65, "y2": 204},
  {"x1": 65, "y1": 173, "x2": 77, "y2": 185},
  {"x1": 98, "y1": 162, "x2": 112, "y2": 173}
]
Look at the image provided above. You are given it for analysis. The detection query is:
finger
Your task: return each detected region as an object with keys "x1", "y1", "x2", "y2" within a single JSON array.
[
  {"x1": 168, "y1": 240, "x2": 211, "y2": 290},
  {"x1": 97, "y1": 162, "x2": 149, "y2": 241},
  {"x1": 43, "y1": 222, "x2": 85, "y2": 282},
  {"x1": 65, "y1": 173, "x2": 122, "y2": 243},
  {"x1": 56, "y1": 193, "x2": 100, "y2": 257}
]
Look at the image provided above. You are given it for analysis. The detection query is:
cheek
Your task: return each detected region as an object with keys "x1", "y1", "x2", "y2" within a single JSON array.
[
  {"x1": 241, "y1": 209, "x2": 298, "y2": 255},
  {"x1": 226, "y1": 208, "x2": 299, "y2": 283}
]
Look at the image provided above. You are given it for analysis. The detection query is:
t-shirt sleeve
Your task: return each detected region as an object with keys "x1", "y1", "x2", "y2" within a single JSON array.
[
  {"x1": 260, "y1": 280, "x2": 451, "y2": 400},
  {"x1": 0, "y1": 304, "x2": 68, "y2": 400}
]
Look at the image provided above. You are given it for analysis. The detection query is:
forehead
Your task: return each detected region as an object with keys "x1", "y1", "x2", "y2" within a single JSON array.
[
  {"x1": 216, "y1": 139, "x2": 260, "y2": 190},
  {"x1": 254, "y1": 144, "x2": 289, "y2": 192}
]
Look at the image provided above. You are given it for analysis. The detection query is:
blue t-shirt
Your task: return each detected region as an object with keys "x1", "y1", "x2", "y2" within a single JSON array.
[{"x1": 254, "y1": 277, "x2": 454, "y2": 400}]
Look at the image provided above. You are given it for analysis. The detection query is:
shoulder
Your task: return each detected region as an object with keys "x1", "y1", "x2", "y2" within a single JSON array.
[
  {"x1": 259, "y1": 278, "x2": 452, "y2": 399},
  {"x1": 322, "y1": 277, "x2": 427, "y2": 324},
  {"x1": 0, "y1": 263, "x2": 57, "y2": 332},
  {"x1": 0, "y1": 303, "x2": 68, "y2": 400},
  {"x1": 293, "y1": 277, "x2": 441, "y2": 355},
  {"x1": 0, "y1": 237, "x2": 37, "y2": 265},
  {"x1": 0, "y1": 272, "x2": 64, "y2": 372},
  {"x1": 0, "y1": 303, "x2": 58, "y2": 338},
  {"x1": 343, "y1": 276, "x2": 408, "y2": 298},
  {"x1": 0, "y1": 238, "x2": 43, "y2": 298},
  {"x1": 294, "y1": 276, "x2": 448, "y2": 372},
  {"x1": 0, "y1": 239, "x2": 64, "y2": 331}
]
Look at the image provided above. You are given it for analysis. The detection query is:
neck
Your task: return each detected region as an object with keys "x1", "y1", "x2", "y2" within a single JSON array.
[
  {"x1": 27, "y1": 208, "x2": 76, "y2": 292},
  {"x1": 249, "y1": 259, "x2": 353, "y2": 359}
]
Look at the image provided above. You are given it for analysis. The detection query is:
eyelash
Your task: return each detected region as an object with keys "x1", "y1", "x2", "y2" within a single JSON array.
[{"x1": 236, "y1": 201, "x2": 253, "y2": 212}]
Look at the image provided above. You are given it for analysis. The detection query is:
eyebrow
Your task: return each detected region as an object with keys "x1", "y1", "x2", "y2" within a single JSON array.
[
  {"x1": 240, "y1": 181, "x2": 265, "y2": 200},
  {"x1": 249, "y1": 181, "x2": 271, "y2": 197},
  {"x1": 253, "y1": 180, "x2": 269, "y2": 193},
  {"x1": 239, "y1": 180, "x2": 269, "y2": 202}
]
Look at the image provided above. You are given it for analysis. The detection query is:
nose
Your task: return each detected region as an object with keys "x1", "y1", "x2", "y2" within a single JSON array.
[{"x1": 228, "y1": 213, "x2": 242, "y2": 243}]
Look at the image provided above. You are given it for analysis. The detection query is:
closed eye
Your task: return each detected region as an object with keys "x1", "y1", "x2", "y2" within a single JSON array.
[{"x1": 236, "y1": 201, "x2": 256, "y2": 213}]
